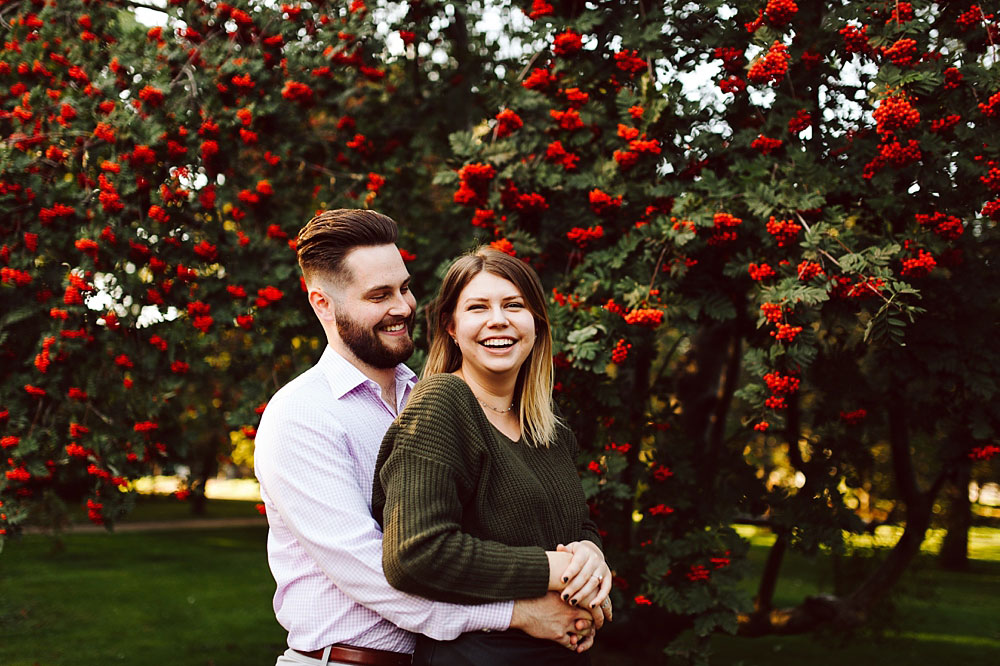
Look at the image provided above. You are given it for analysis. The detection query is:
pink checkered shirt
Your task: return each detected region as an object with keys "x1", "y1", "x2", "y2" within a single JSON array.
[{"x1": 254, "y1": 346, "x2": 513, "y2": 653}]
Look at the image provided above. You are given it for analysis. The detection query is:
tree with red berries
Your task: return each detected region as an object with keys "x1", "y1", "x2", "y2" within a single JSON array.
[
  {"x1": 437, "y1": 0, "x2": 1000, "y2": 657},
  {"x1": 3, "y1": 1, "x2": 1000, "y2": 662}
]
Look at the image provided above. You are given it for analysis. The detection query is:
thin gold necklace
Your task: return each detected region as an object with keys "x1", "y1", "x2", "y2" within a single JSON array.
[{"x1": 476, "y1": 397, "x2": 515, "y2": 414}]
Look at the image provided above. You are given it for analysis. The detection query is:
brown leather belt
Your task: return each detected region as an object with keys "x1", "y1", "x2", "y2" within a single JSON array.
[{"x1": 294, "y1": 643, "x2": 411, "y2": 666}]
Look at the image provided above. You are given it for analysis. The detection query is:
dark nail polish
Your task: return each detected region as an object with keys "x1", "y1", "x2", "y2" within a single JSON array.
[
  {"x1": 562, "y1": 594, "x2": 568, "y2": 601},
  {"x1": 562, "y1": 576, "x2": 568, "y2": 583},
  {"x1": 570, "y1": 599, "x2": 578, "y2": 606}
]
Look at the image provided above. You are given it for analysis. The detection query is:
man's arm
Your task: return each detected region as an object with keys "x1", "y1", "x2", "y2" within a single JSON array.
[{"x1": 255, "y1": 404, "x2": 511, "y2": 641}]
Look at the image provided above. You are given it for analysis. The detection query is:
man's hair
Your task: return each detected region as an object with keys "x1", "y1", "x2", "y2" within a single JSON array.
[{"x1": 296, "y1": 209, "x2": 398, "y2": 285}]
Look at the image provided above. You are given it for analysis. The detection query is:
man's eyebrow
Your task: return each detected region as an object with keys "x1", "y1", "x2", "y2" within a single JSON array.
[{"x1": 362, "y1": 278, "x2": 410, "y2": 294}]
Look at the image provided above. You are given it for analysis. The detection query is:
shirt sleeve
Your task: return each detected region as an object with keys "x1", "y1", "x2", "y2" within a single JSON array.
[
  {"x1": 374, "y1": 378, "x2": 551, "y2": 604},
  {"x1": 254, "y1": 398, "x2": 513, "y2": 640}
]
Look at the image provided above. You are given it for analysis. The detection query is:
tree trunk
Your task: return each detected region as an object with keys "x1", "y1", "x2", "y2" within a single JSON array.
[
  {"x1": 939, "y1": 460, "x2": 972, "y2": 571},
  {"x1": 736, "y1": 389, "x2": 951, "y2": 635}
]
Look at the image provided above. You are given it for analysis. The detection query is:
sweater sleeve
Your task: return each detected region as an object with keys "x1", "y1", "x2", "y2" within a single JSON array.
[{"x1": 373, "y1": 375, "x2": 551, "y2": 604}]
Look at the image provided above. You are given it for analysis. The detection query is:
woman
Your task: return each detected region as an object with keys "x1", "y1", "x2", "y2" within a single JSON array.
[{"x1": 372, "y1": 248, "x2": 612, "y2": 664}]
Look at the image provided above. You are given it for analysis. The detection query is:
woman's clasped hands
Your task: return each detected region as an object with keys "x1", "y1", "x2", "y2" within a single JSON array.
[{"x1": 546, "y1": 540, "x2": 613, "y2": 622}]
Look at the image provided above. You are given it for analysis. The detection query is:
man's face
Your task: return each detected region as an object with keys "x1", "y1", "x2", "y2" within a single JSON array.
[{"x1": 332, "y1": 244, "x2": 416, "y2": 369}]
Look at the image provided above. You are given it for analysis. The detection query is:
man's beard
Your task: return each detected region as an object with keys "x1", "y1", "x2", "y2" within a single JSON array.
[{"x1": 336, "y1": 311, "x2": 415, "y2": 369}]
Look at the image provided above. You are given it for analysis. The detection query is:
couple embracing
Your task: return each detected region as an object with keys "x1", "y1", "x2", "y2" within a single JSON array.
[{"x1": 255, "y1": 209, "x2": 612, "y2": 666}]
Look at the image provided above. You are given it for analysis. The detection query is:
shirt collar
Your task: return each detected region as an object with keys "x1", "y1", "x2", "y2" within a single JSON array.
[{"x1": 319, "y1": 345, "x2": 416, "y2": 401}]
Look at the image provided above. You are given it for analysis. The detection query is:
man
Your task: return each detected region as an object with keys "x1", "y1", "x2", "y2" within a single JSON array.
[{"x1": 254, "y1": 209, "x2": 602, "y2": 666}]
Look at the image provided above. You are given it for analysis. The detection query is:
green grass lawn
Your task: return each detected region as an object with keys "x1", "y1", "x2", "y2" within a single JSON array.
[
  {"x1": 1, "y1": 519, "x2": 998, "y2": 665},
  {"x1": 708, "y1": 544, "x2": 1000, "y2": 666},
  {"x1": 36, "y1": 493, "x2": 266, "y2": 527}
]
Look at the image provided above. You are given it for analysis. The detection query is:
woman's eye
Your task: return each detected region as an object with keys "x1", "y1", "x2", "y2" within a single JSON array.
[{"x1": 506, "y1": 302, "x2": 524, "y2": 309}]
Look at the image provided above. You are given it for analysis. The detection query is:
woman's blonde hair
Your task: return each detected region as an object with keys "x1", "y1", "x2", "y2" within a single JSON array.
[{"x1": 423, "y1": 248, "x2": 559, "y2": 446}]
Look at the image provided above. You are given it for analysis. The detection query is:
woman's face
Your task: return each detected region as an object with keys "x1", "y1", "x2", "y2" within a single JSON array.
[{"x1": 448, "y1": 271, "x2": 536, "y2": 380}]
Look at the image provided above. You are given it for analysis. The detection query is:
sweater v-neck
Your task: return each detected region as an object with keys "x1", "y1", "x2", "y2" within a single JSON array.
[{"x1": 444, "y1": 373, "x2": 524, "y2": 445}]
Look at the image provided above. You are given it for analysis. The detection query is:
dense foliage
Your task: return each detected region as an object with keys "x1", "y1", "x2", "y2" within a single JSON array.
[{"x1": 2, "y1": 0, "x2": 999, "y2": 661}]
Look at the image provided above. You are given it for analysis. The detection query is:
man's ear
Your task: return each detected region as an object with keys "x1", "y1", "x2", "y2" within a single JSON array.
[{"x1": 308, "y1": 283, "x2": 337, "y2": 323}]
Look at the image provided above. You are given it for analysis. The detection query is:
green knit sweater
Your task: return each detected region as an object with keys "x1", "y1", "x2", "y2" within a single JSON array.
[{"x1": 372, "y1": 373, "x2": 602, "y2": 604}]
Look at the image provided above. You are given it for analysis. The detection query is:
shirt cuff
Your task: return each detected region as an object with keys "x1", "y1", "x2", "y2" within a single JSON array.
[{"x1": 473, "y1": 600, "x2": 514, "y2": 632}]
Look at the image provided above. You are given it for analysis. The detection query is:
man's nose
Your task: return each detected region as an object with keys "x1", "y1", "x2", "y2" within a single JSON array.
[{"x1": 387, "y1": 291, "x2": 412, "y2": 316}]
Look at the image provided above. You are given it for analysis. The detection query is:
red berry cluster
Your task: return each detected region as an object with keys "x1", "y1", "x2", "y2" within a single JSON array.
[
  {"x1": 764, "y1": 371, "x2": 800, "y2": 396},
  {"x1": 553, "y1": 30, "x2": 583, "y2": 56},
  {"x1": 873, "y1": 95, "x2": 920, "y2": 135},
  {"x1": 567, "y1": 226, "x2": 604, "y2": 249},
  {"x1": 797, "y1": 261, "x2": 824, "y2": 280},
  {"x1": 982, "y1": 199, "x2": 1000, "y2": 220},
  {"x1": 915, "y1": 212, "x2": 964, "y2": 240},
  {"x1": 490, "y1": 238, "x2": 516, "y2": 256},
  {"x1": 760, "y1": 302, "x2": 785, "y2": 323},
  {"x1": 545, "y1": 141, "x2": 580, "y2": 171},
  {"x1": 840, "y1": 23, "x2": 870, "y2": 54},
  {"x1": 863, "y1": 138, "x2": 922, "y2": 178},
  {"x1": 981, "y1": 162, "x2": 1000, "y2": 192},
  {"x1": 788, "y1": 109, "x2": 812, "y2": 134},
  {"x1": 522, "y1": 67, "x2": 554, "y2": 91},
  {"x1": 494, "y1": 109, "x2": 523, "y2": 138},
  {"x1": 748, "y1": 262, "x2": 776, "y2": 281},
  {"x1": 713, "y1": 47, "x2": 745, "y2": 73},
  {"x1": 614, "y1": 50, "x2": 646, "y2": 74},
  {"x1": 771, "y1": 323, "x2": 803, "y2": 342},
  {"x1": 883, "y1": 38, "x2": 918, "y2": 66},
  {"x1": 753, "y1": 421, "x2": 770, "y2": 431},
  {"x1": 589, "y1": 188, "x2": 623, "y2": 215},
  {"x1": 900, "y1": 248, "x2": 936, "y2": 278},
  {"x1": 648, "y1": 504, "x2": 674, "y2": 516},
  {"x1": 453, "y1": 163, "x2": 496, "y2": 207},
  {"x1": 766, "y1": 216, "x2": 802, "y2": 246},
  {"x1": 528, "y1": 0, "x2": 555, "y2": 20},
  {"x1": 978, "y1": 91, "x2": 1000, "y2": 117},
  {"x1": 751, "y1": 134, "x2": 783, "y2": 155},
  {"x1": 602, "y1": 298, "x2": 625, "y2": 315},
  {"x1": 549, "y1": 108, "x2": 584, "y2": 131},
  {"x1": 969, "y1": 445, "x2": 1000, "y2": 460},
  {"x1": 839, "y1": 409, "x2": 867, "y2": 425},
  {"x1": 686, "y1": 565, "x2": 711, "y2": 582},
  {"x1": 500, "y1": 182, "x2": 548, "y2": 214},
  {"x1": 801, "y1": 50, "x2": 822, "y2": 69},
  {"x1": 929, "y1": 114, "x2": 961, "y2": 133},
  {"x1": 611, "y1": 338, "x2": 631, "y2": 364},
  {"x1": 708, "y1": 212, "x2": 742, "y2": 245},
  {"x1": 764, "y1": 0, "x2": 798, "y2": 27},
  {"x1": 624, "y1": 308, "x2": 665, "y2": 328},
  {"x1": 718, "y1": 75, "x2": 746, "y2": 94},
  {"x1": 747, "y1": 41, "x2": 790, "y2": 85},
  {"x1": 886, "y1": 2, "x2": 914, "y2": 24},
  {"x1": 957, "y1": 5, "x2": 990, "y2": 31},
  {"x1": 944, "y1": 67, "x2": 964, "y2": 90}
]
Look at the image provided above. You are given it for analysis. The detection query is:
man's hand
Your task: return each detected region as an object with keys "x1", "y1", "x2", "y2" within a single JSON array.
[{"x1": 511, "y1": 591, "x2": 597, "y2": 652}]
